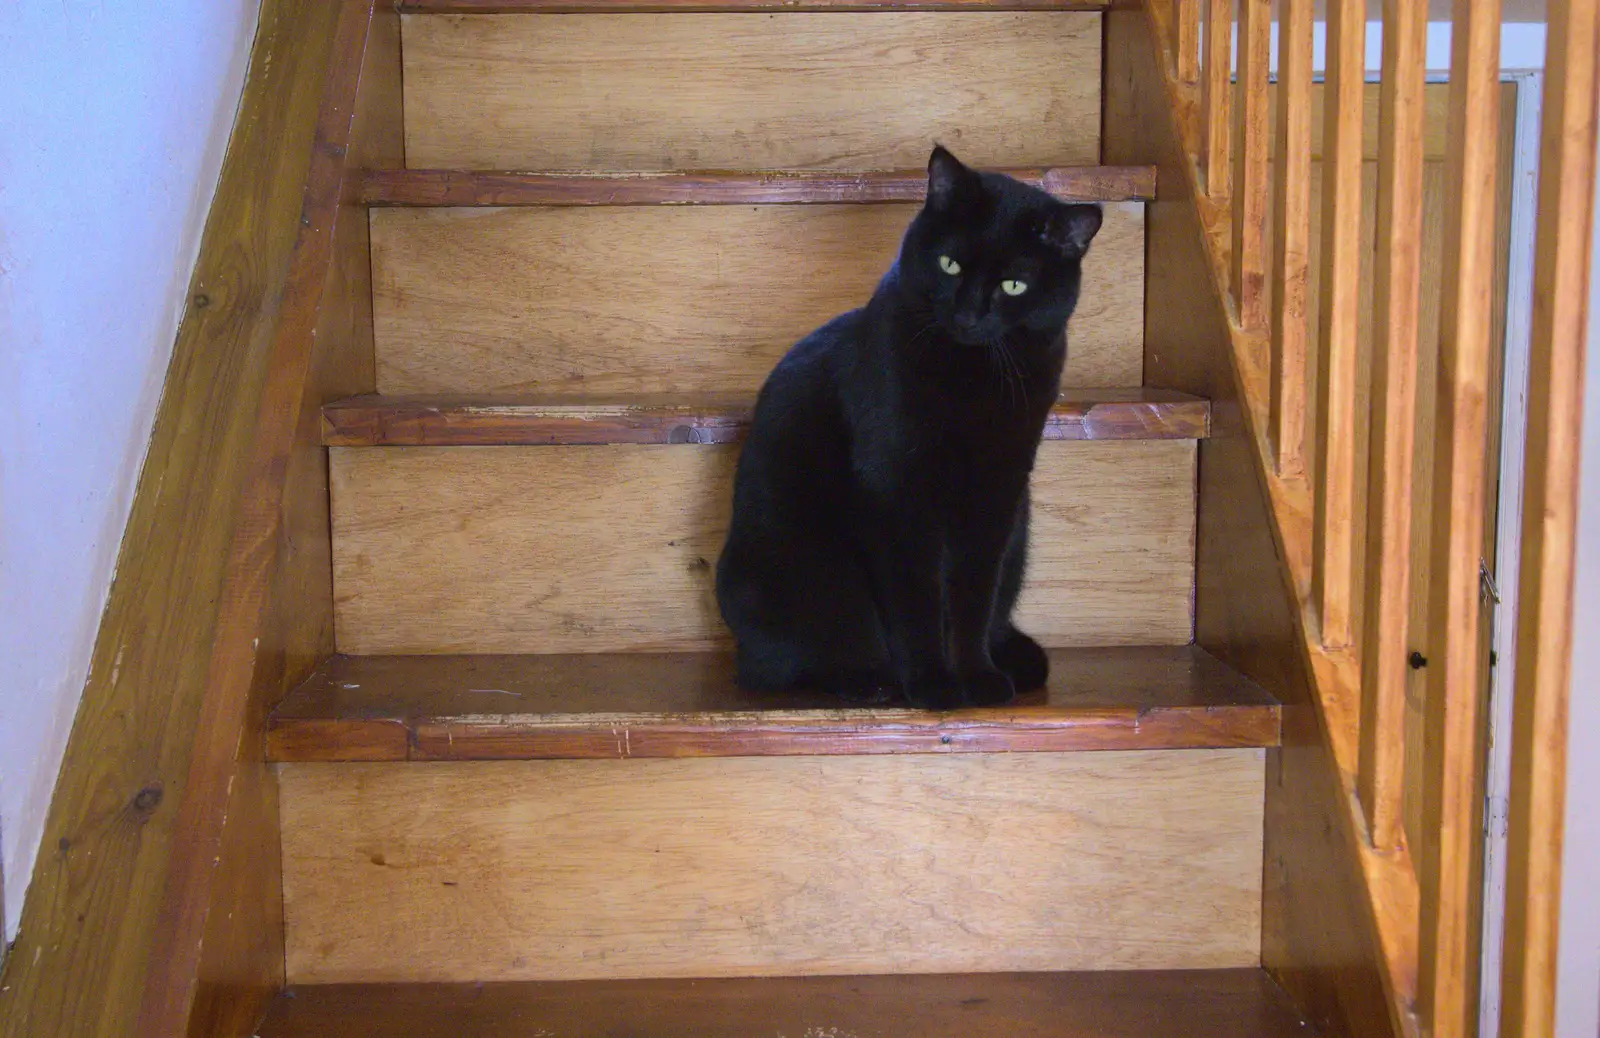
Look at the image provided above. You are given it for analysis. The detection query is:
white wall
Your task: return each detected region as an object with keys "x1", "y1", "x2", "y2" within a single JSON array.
[
  {"x1": 0, "y1": 2, "x2": 260, "y2": 941},
  {"x1": 1556, "y1": 128, "x2": 1600, "y2": 1038}
]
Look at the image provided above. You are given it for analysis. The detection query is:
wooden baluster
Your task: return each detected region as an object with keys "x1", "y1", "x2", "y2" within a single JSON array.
[
  {"x1": 1501, "y1": 0, "x2": 1600, "y2": 1033},
  {"x1": 1269, "y1": 0, "x2": 1312, "y2": 477},
  {"x1": 1229, "y1": 0, "x2": 1269, "y2": 327},
  {"x1": 1171, "y1": 0, "x2": 1200, "y2": 83},
  {"x1": 1311, "y1": 0, "x2": 1364, "y2": 649},
  {"x1": 1420, "y1": 0, "x2": 1503, "y2": 1032},
  {"x1": 1201, "y1": 0, "x2": 1232, "y2": 200},
  {"x1": 1357, "y1": 0, "x2": 1427, "y2": 852}
]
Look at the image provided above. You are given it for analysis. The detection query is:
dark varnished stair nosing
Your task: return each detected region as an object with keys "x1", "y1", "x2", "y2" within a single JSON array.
[{"x1": 268, "y1": 645, "x2": 1280, "y2": 761}]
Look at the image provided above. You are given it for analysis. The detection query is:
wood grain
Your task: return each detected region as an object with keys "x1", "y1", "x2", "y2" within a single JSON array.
[
  {"x1": 1103, "y1": 11, "x2": 1405, "y2": 1038},
  {"x1": 1356, "y1": 0, "x2": 1427, "y2": 853},
  {"x1": 1170, "y1": 0, "x2": 1199, "y2": 82},
  {"x1": 330, "y1": 439, "x2": 1197, "y2": 653},
  {"x1": 401, "y1": 12, "x2": 1102, "y2": 170},
  {"x1": 321, "y1": 389, "x2": 1211, "y2": 446},
  {"x1": 0, "y1": 3, "x2": 374, "y2": 1036},
  {"x1": 265, "y1": 646, "x2": 1280, "y2": 761},
  {"x1": 1311, "y1": 0, "x2": 1365, "y2": 651},
  {"x1": 1200, "y1": 0, "x2": 1232, "y2": 201},
  {"x1": 1418, "y1": 1, "x2": 1502, "y2": 1034},
  {"x1": 256, "y1": 970, "x2": 1312, "y2": 1038},
  {"x1": 1230, "y1": 0, "x2": 1270, "y2": 328},
  {"x1": 1269, "y1": 82, "x2": 1455, "y2": 163},
  {"x1": 279, "y1": 750, "x2": 1265, "y2": 981},
  {"x1": 139, "y1": 4, "x2": 403, "y2": 1035},
  {"x1": 1268, "y1": 0, "x2": 1312, "y2": 478},
  {"x1": 370, "y1": 202, "x2": 1146, "y2": 393},
  {"x1": 363, "y1": 166, "x2": 1158, "y2": 206},
  {"x1": 1500, "y1": 1, "x2": 1599, "y2": 1033},
  {"x1": 402, "y1": 0, "x2": 1108, "y2": 9}
]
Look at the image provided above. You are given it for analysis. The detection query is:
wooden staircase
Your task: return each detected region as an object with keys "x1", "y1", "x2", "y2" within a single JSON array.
[
  {"x1": 253, "y1": 0, "x2": 1301, "y2": 1031},
  {"x1": 5, "y1": 0, "x2": 1589, "y2": 1036}
]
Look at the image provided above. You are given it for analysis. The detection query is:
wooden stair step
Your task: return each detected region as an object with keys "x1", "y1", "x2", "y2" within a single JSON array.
[
  {"x1": 267, "y1": 645, "x2": 1279, "y2": 761},
  {"x1": 361, "y1": 165, "x2": 1157, "y2": 206},
  {"x1": 321, "y1": 389, "x2": 1210, "y2": 447},
  {"x1": 399, "y1": 0, "x2": 1109, "y2": 12},
  {"x1": 257, "y1": 970, "x2": 1312, "y2": 1037}
]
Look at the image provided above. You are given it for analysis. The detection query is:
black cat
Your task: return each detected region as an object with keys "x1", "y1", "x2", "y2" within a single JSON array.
[{"x1": 715, "y1": 146, "x2": 1103, "y2": 710}]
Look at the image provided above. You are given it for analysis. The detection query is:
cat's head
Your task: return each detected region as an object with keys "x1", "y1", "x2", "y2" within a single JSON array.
[{"x1": 898, "y1": 145, "x2": 1103, "y2": 347}]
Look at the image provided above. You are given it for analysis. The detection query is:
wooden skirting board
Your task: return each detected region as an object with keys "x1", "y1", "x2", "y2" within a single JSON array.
[
  {"x1": 279, "y1": 749, "x2": 1265, "y2": 982},
  {"x1": 257, "y1": 970, "x2": 1310, "y2": 1038},
  {"x1": 320, "y1": 389, "x2": 1210, "y2": 446},
  {"x1": 266, "y1": 646, "x2": 1280, "y2": 761},
  {"x1": 329, "y1": 439, "x2": 1197, "y2": 654},
  {"x1": 369, "y1": 202, "x2": 1146, "y2": 393},
  {"x1": 400, "y1": 12, "x2": 1103, "y2": 169},
  {"x1": 361, "y1": 166, "x2": 1157, "y2": 206}
]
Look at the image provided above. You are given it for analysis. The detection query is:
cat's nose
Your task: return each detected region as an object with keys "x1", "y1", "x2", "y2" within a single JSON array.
[{"x1": 954, "y1": 312, "x2": 980, "y2": 332}]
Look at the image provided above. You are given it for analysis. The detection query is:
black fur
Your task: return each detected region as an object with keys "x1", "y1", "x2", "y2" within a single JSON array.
[{"x1": 715, "y1": 146, "x2": 1103, "y2": 709}]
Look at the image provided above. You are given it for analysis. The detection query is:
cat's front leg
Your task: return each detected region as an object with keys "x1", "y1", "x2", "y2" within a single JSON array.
[
  {"x1": 948, "y1": 490, "x2": 1026, "y2": 706},
  {"x1": 861, "y1": 504, "x2": 963, "y2": 710}
]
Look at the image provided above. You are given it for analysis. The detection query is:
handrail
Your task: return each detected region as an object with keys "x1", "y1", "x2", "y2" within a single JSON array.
[{"x1": 1144, "y1": 0, "x2": 1598, "y2": 1034}]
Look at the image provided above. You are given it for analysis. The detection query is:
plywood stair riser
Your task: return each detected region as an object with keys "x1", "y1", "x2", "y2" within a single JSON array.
[
  {"x1": 330, "y1": 439, "x2": 1196, "y2": 654},
  {"x1": 279, "y1": 750, "x2": 1264, "y2": 983},
  {"x1": 370, "y1": 202, "x2": 1145, "y2": 395},
  {"x1": 401, "y1": 12, "x2": 1102, "y2": 170}
]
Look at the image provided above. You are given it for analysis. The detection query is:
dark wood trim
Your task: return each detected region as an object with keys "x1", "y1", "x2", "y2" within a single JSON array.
[
  {"x1": 139, "y1": 3, "x2": 391, "y2": 1035},
  {"x1": 1103, "y1": 9, "x2": 1397, "y2": 1038},
  {"x1": 265, "y1": 647, "x2": 1280, "y2": 761},
  {"x1": 257, "y1": 970, "x2": 1311, "y2": 1037},
  {"x1": 397, "y1": 0, "x2": 1110, "y2": 12},
  {"x1": 320, "y1": 389, "x2": 1211, "y2": 446},
  {"x1": 361, "y1": 166, "x2": 1158, "y2": 206}
]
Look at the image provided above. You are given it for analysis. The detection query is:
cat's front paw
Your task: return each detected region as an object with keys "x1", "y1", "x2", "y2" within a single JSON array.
[
  {"x1": 904, "y1": 674, "x2": 967, "y2": 711},
  {"x1": 990, "y1": 628, "x2": 1049, "y2": 690},
  {"x1": 963, "y1": 667, "x2": 1017, "y2": 707}
]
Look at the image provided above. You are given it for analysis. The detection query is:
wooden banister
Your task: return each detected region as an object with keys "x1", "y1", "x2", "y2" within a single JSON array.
[
  {"x1": 1419, "y1": 0, "x2": 1503, "y2": 1032},
  {"x1": 1229, "y1": 0, "x2": 1269, "y2": 328},
  {"x1": 1268, "y1": 0, "x2": 1312, "y2": 478},
  {"x1": 1170, "y1": 0, "x2": 1199, "y2": 82},
  {"x1": 1357, "y1": 0, "x2": 1428, "y2": 853},
  {"x1": 1200, "y1": 0, "x2": 1232, "y2": 201},
  {"x1": 1133, "y1": 0, "x2": 1593, "y2": 1032},
  {"x1": 1500, "y1": 0, "x2": 1600, "y2": 1033},
  {"x1": 1311, "y1": 0, "x2": 1365, "y2": 650}
]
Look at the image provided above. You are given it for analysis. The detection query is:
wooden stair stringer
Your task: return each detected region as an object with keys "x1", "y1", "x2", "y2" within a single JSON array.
[{"x1": 1122, "y1": 4, "x2": 1421, "y2": 1037}]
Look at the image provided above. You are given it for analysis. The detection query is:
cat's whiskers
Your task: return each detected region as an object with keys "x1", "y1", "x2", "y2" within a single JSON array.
[{"x1": 987, "y1": 335, "x2": 1027, "y2": 415}]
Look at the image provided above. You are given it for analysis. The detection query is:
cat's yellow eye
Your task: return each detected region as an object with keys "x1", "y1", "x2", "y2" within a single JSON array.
[
  {"x1": 1001, "y1": 279, "x2": 1028, "y2": 296},
  {"x1": 938, "y1": 255, "x2": 961, "y2": 276}
]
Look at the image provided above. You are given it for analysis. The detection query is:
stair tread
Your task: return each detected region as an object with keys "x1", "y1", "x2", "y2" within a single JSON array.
[
  {"x1": 362, "y1": 165, "x2": 1156, "y2": 206},
  {"x1": 267, "y1": 645, "x2": 1279, "y2": 761},
  {"x1": 401, "y1": 1, "x2": 1110, "y2": 13},
  {"x1": 321, "y1": 389, "x2": 1210, "y2": 446},
  {"x1": 257, "y1": 970, "x2": 1311, "y2": 1037}
]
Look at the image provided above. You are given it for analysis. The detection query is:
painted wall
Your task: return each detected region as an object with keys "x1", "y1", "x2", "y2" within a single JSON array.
[
  {"x1": 1556, "y1": 128, "x2": 1600, "y2": 1038},
  {"x1": 0, "y1": 2, "x2": 260, "y2": 940}
]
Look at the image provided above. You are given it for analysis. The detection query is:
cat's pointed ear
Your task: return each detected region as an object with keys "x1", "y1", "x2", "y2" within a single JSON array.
[
  {"x1": 1043, "y1": 203, "x2": 1103, "y2": 259},
  {"x1": 926, "y1": 145, "x2": 974, "y2": 212}
]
